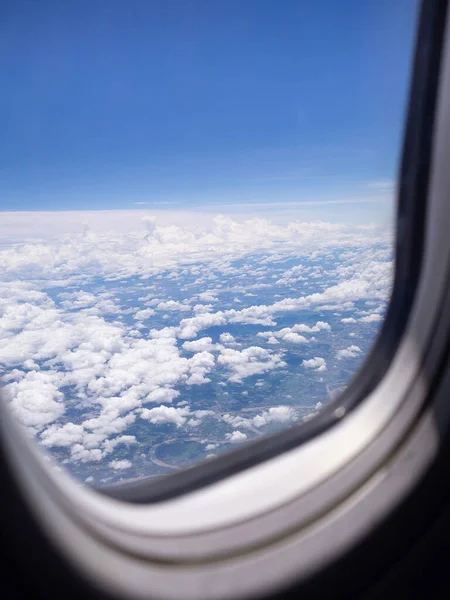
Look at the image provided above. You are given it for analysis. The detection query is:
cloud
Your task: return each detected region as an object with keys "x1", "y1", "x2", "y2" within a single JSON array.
[
  {"x1": 0, "y1": 211, "x2": 391, "y2": 285},
  {"x1": 257, "y1": 321, "x2": 330, "y2": 345},
  {"x1": 302, "y1": 357, "x2": 327, "y2": 372},
  {"x1": 0, "y1": 210, "x2": 391, "y2": 473},
  {"x1": 109, "y1": 459, "x2": 132, "y2": 470},
  {"x1": 217, "y1": 346, "x2": 286, "y2": 383},
  {"x1": 219, "y1": 333, "x2": 236, "y2": 344},
  {"x1": 156, "y1": 300, "x2": 191, "y2": 312},
  {"x1": 186, "y1": 351, "x2": 215, "y2": 384},
  {"x1": 205, "y1": 443, "x2": 219, "y2": 451},
  {"x1": 225, "y1": 430, "x2": 248, "y2": 443},
  {"x1": 336, "y1": 345, "x2": 362, "y2": 359},
  {"x1": 222, "y1": 413, "x2": 254, "y2": 430},
  {"x1": 198, "y1": 291, "x2": 219, "y2": 302},
  {"x1": 252, "y1": 406, "x2": 296, "y2": 427},
  {"x1": 144, "y1": 388, "x2": 180, "y2": 404},
  {"x1": 182, "y1": 337, "x2": 215, "y2": 353},
  {"x1": 4, "y1": 370, "x2": 65, "y2": 432},
  {"x1": 359, "y1": 313, "x2": 383, "y2": 323},
  {"x1": 133, "y1": 308, "x2": 156, "y2": 321},
  {"x1": 193, "y1": 304, "x2": 214, "y2": 314},
  {"x1": 280, "y1": 332, "x2": 309, "y2": 344},
  {"x1": 140, "y1": 405, "x2": 191, "y2": 427},
  {"x1": 178, "y1": 312, "x2": 227, "y2": 339},
  {"x1": 276, "y1": 264, "x2": 305, "y2": 285},
  {"x1": 41, "y1": 422, "x2": 84, "y2": 447},
  {"x1": 170, "y1": 266, "x2": 388, "y2": 339}
]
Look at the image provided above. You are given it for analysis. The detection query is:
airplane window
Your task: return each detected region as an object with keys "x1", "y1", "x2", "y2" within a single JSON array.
[{"x1": 0, "y1": 1, "x2": 417, "y2": 488}]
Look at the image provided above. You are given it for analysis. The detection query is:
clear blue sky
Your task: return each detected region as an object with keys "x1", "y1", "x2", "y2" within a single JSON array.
[{"x1": 1, "y1": 0, "x2": 418, "y2": 214}]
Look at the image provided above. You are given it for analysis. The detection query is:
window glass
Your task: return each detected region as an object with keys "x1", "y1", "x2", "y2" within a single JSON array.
[{"x1": 0, "y1": 1, "x2": 417, "y2": 486}]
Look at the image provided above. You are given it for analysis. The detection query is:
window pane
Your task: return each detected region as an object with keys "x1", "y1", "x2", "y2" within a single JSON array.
[{"x1": 0, "y1": 1, "x2": 417, "y2": 486}]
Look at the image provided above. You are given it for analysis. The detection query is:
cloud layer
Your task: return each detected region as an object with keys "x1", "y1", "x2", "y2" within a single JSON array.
[{"x1": 0, "y1": 211, "x2": 392, "y2": 484}]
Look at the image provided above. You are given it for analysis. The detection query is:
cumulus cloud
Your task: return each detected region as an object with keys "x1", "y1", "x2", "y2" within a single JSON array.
[
  {"x1": 178, "y1": 312, "x2": 227, "y2": 339},
  {"x1": 279, "y1": 332, "x2": 309, "y2": 344},
  {"x1": 182, "y1": 337, "x2": 215, "y2": 353},
  {"x1": 41, "y1": 422, "x2": 84, "y2": 447},
  {"x1": 133, "y1": 308, "x2": 156, "y2": 321},
  {"x1": 205, "y1": 443, "x2": 219, "y2": 451},
  {"x1": 140, "y1": 405, "x2": 191, "y2": 427},
  {"x1": 219, "y1": 332, "x2": 236, "y2": 344},
  {"x1": 109, "y1": 459, "x2": 132, "y2": 470},
  {"x1": 217, "y1": 346, "x2": 286, "y2": 383},
  {"x1": 252, "y1": 406, "x2": 296, "y2": 427},
  {"x1": 225, "y1": 430, "x2": 248, "y2": 443},
  {"x1": 193, "y1": 304, "x2": 214, "y2": 314},
  {"x1": 222, "y1": 413, "x2": 254, "y2": 430},
  {"x1": 198, "y1": 291, "x2": 219, "y2": 303},
  {"x1": 336, "y1": 345, "x2": 362, "y2": 359},
  {"x1": 186, "y1": 351, "x2": 215, "y2": 384},
  {"x1": 4, "y1": 370, "x2": 65, "y2": 431},
  {"x1": 257, "y1": 321, "x2": 330, "y2": 345},
  {"x1": 156, "y1": 300, "x2": 191, "y2": 312},
  {"x1": 302, "y1": 357, "x2": 327, "y2": 372},
  {"x1": 276, "y1": 264, "x2": 305, "y2": 285},
  {"x1": 359, "y1": 313, "x2": 383, "y2": 323},
  {"x1": 0, "y1": 210, "x2": 391, "y2": 473},
  {"x1": 144, "y1": 388, "x2": 180, "y2": 404}
]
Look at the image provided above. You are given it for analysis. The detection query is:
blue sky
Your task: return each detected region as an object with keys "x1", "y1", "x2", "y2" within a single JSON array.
[{"x1": 1, "y1": 0, "x2": 417, "y2": 218}]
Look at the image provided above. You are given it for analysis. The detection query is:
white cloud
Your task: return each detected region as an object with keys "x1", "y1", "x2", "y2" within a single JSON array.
[
  {"x1": 178, "y1": 312, "x2": 227, "y2": 339},
  {"x1": 281, "y1": 332, "x2": 309, "y2": 344},
  {"x1": 222, "y1": 413, "x2": 254, "y2": 430},
  {"x1": 219, "y1": 332, "x2": 236, "y2": 344},
  {"x1": 182, "y1": 337, "x2": 215, "y2": 353},
  {"x1": 257, "y1": 321, "x2": 329, "y2": 345},
  {"x1": 217, "y1": 346, "x2": 286, "y2": 383},
  {"x1": 40, "y1": 422, "x2": 84, "y2": 447},
  {"x1": 276, "y1": 264, "x2": 305, "y2": 285},
  {"x1": 109, "y1": 459, "x2": 132, "y2": 470},
  {"x1": 336, "y1": 345, "x2": 362, "y2": 359},
  {"x1": 156, "y1": 300, "x2": 191, "y2": 312},
  {"x1": 4, "y1": 370, "x2": 65, "y2": 432},
  {"x1": 102, "y1": 435, "x2": 137, "y2": 454},
  {"x1": 252, "y1": 406, "x2": 296, "y2": 427},
  {"x1": 186, "y1": 351, "x2": 215, "y2": 384},
  {"x1": 140, "y1": 405, "x2": 191, "y2": 427},
  {"x1": 144, "y1": 388, "x2": 180, "y2": 404},
  {"x1": 302, "y1": 357, "x2": 327, "y2": 372},
  {"x1": 133, "y1": 308, "x2": 156, "y2": 321},
  {"x1": 225, "y1": 430, "x2": 248, "y2": 443},
  {"x1": 198, "y1": 291, "x2": 219, "y2": 302},
  {"x1": 359, "y1": 313, "x2": 383, "y2": 323},
  {"x1": 205, "y1": 443, "x2": 219, "y2": 451},
  {"x1": 193, "y1": 304, "x2": 214, "y2": 314},
  {"x1": 71, "y1": 446, "x2": 103, "y2": 463},
  {"x1": 193, "y1": 410, "x2": 215, "y2": 419},
  {"x1": 341, "y1": 317, "x2": 357, "y2": 323},
  {"x1": 0, "y1": 210, "x2": 392, "y2": 471}
]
